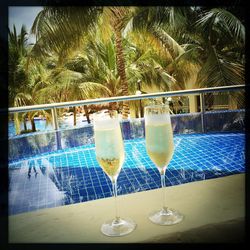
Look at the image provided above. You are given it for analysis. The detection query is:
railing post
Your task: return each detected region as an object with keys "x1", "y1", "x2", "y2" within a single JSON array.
[
  {"x1": 51, "y1": 108, "x2": 58, "y2": 130},
  {"x1": 200, "y1": 93, "x2": 206, "y2": 133}
]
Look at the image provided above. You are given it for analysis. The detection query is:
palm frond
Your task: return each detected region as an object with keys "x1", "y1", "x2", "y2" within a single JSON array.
[
  {"x1": 78, "y1": 82, "x2": 112, "y2": 98},
  {"x1": 195, "y1": 8, "x2": 245, "y2": 44},
  {"x1": 173, "y1": 44, "x2": 203, "y2": 65},
  {"x1": 64, "y1": 55, "x2": 86, "y2": 73},
  {"x1": 14, "y1": 93, "x2": 33, "y2": 107},
  {"x1": 151, "y1": 26, "x2": 185, "y2": 60},
  {"x1": 196, "y1": 46, "x2": 245, "y2": 87},
  {"x1": 127, "y1": 30, "x2": 172, "y2": 66},
  {"x1": 229, "y1": 90, "x2": 245, "y2": 109},
  {"x1": 30, "y1": 7, "x2": 101, "y2": 59},
  {"x1": 167, "y1": 7, "x2": 192, "y2": 30}
]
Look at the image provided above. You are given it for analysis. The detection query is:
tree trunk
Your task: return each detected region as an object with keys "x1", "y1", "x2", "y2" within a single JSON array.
[
  {"x1": 73, "y1": 106, "x2": 77, "y2": 126},
  {"x1": 109, "y1": 102, "x2": 118, "y2": 111},
  {"x1": 139, "y1": 100, "x2": 144, "y2": 118},
  {"x1": 83, "y1": 105, "x2": 91, "y2": 124},
  {"x1": 205, "y1": 93, "x2": 214, "y2": 111},
  {"x1": 135, "y1": 107, "x2": 139, "y2": 118},
  {"x1": 188, "y1": 95, "x2": 199, "y2": 113},
  {"x1": 31, "y1": 118, "x2": 36, "y2": 132},
  {"x1": 23, "y1": 117, "x2": 27, "y2": 131},
  {"x1": 228, "y1": 95, "x2": 237, "y2": 110},
  {"x1": 14, "y1": 113, "x2": 21, "y2": 135},
  {"x1": 114, "y1": 23, "x2": 130, "y2": 120}
]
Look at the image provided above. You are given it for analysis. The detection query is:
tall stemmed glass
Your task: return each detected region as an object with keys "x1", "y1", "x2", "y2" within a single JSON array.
[
  {"x1": 145, "y1": 104, "x2": 184, "y2": 225},
  {"x1": 93, "y1": 110, "x2": 136, "y2": 236}
]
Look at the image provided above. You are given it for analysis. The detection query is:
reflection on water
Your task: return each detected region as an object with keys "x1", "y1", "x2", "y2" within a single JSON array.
[
  {"x1": 9, "y1": 133, "x2": 245, "y2": 215},
  {"x1": 28, "y1": 159, "x2": 38, "y2": 178},
  {"x1": 8, "y1": 111, "x2": 245, "y2": 215},
  {"x1": 9, "y1": 159, "x2": 66, "y2": 214}
]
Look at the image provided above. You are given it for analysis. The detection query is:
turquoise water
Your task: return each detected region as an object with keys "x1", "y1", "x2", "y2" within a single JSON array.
[
  {"x1": 9, "y1": 132, "x2": 245, "y2": 215},
  {"x1": 8, "y1": 116, "x2": 89, "y2": 138}
]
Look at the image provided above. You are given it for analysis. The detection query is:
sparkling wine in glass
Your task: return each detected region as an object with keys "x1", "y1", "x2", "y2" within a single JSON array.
[
  {"x1": 145, "y1": 104, "x2": 184, "y2": 225},
  {"x1": 93, "y1": 110, "x2": 136, "y2": 236}
]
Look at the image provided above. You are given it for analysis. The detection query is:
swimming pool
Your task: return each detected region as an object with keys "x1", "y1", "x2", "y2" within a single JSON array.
[
  {"x1": 8, "y1": 132, "x2": 245, "y2": 215},
  {"x1": 8, "y1": 115, "x2": 89, "y2": 138}
]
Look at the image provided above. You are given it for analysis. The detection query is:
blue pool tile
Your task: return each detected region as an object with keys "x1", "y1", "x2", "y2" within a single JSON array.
[{"x1": 8, "y1": 132, "x2": 245, "y2": 215}]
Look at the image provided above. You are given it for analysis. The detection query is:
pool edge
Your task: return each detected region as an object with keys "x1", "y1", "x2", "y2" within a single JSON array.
[{"x1": 9, "y1": 173, "x2": 245, "y2": 243}]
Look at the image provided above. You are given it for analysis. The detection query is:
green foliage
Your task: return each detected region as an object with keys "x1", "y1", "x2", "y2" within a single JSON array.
[
  {"x1": 8, "y1": 25, "x2": 30, "y2": 106},
  {"x1": 197, "y1": 46, "x2": 244, "y2": 87},
  {"x1": 195, "y1": 8, "x2": 245, "y2": 45},
  {"x1": 9, "y1": 6, "x2": 245, "y2": 122}
]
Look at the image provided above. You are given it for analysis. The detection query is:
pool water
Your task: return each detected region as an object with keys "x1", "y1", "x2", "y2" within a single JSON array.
[
  {"x1": 8, "y1": 132, "x2": 245, "y2": 215},
  {"x1": 8, "y1": 116, "x2": 89, "y2": 138}
]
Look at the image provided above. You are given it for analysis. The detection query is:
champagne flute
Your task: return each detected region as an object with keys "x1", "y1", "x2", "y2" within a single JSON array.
[
  {"x1": 145, "y1": 104, "x2": 184, "y2": 225},
  {"x1": 93, "y1": 110, "x2": 136, "y2": 236}
]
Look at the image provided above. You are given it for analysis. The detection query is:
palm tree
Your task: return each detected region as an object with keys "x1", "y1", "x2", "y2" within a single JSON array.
[
  {"x1": 65, "y1": 34, "x2": 131, "y2": 114},
  {"x1": 13, "y1": 54, "x2": 111, "y2": 134},
  {"x1": 194, "y1": 8, "x2": 245, "y2": 109},
  {"x1": 29, "y1": 6, "x2": 245, "y2": 114},
  {"x1": 32, "y1": 7, "x2": 201, "y2": 114},
  {"x1": 30, "y1": 7, "x2": 101, "y2": 65},
  {"x1": 143, "y1": 7, "x2": 245, "y2": 109},
  {"x1": 68, "y1": 27, "x2": 177, "y2": 116},
  {"x1": 123, "y1": 30, "x2": 176, "y2": 115},
  {"x1": 8, "y1": 25, "x2": 29, "y2": 106},
  {"x1": 103, "y1": 7, "x2": 136, "y2": 119},
  {"x1": 13, "y1": 92, "x2": 52, "y2": 135},
  {"x1": 131, "y1": 6, "x2": 245, "y2": 110},
  {"x1": 31, "y1": 60, "x2": 111, "y2": 126},
  {"x1": 122, "y1": 7, "x2": 197, "y2": 112},
  {"x1": 8, "y1": 25, "x2": 49, "y2": 134},
  {"x1": 30, "y1": 6, "x2": 136, "y2": 119}
]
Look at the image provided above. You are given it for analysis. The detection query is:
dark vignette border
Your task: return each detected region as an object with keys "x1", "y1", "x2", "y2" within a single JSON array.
[{"x1": 0, "y1": 0, "x2": 247, "y2": 249}]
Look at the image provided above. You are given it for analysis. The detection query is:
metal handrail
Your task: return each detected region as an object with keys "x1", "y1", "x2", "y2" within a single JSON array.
[
  {"x1": 7, "y1": 84, "x2": 245, "y2": 134},
  {"x1": 8, "y1": 85, "x2": 245, "y2": 113}
]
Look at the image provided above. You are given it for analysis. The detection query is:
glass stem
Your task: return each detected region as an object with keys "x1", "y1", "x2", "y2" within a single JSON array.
[
  {"x1": 112, "y1": 179, "x2": 120, "y2": 221},
  {"x1": 160, "y1": 169, "x2": 167, "y2": 210}
]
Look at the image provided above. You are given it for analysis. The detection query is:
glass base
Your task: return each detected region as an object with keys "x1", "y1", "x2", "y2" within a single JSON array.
[
  {"x1": 101, "y1": 217, "x2": 136, "y2": 237},
  {"x1": 149, "y1": 207, "x2": 183, "y2": 225}
]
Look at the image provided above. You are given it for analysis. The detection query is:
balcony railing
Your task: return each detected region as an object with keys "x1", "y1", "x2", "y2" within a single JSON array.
[{"x1": 8, "y1": 85, "x2": 245, "y2": 133}]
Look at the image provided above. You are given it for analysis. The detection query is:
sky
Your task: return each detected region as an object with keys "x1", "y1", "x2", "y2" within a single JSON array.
[{"x1": 8, "y1": 6, "x2": 43, "y2": 44}]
